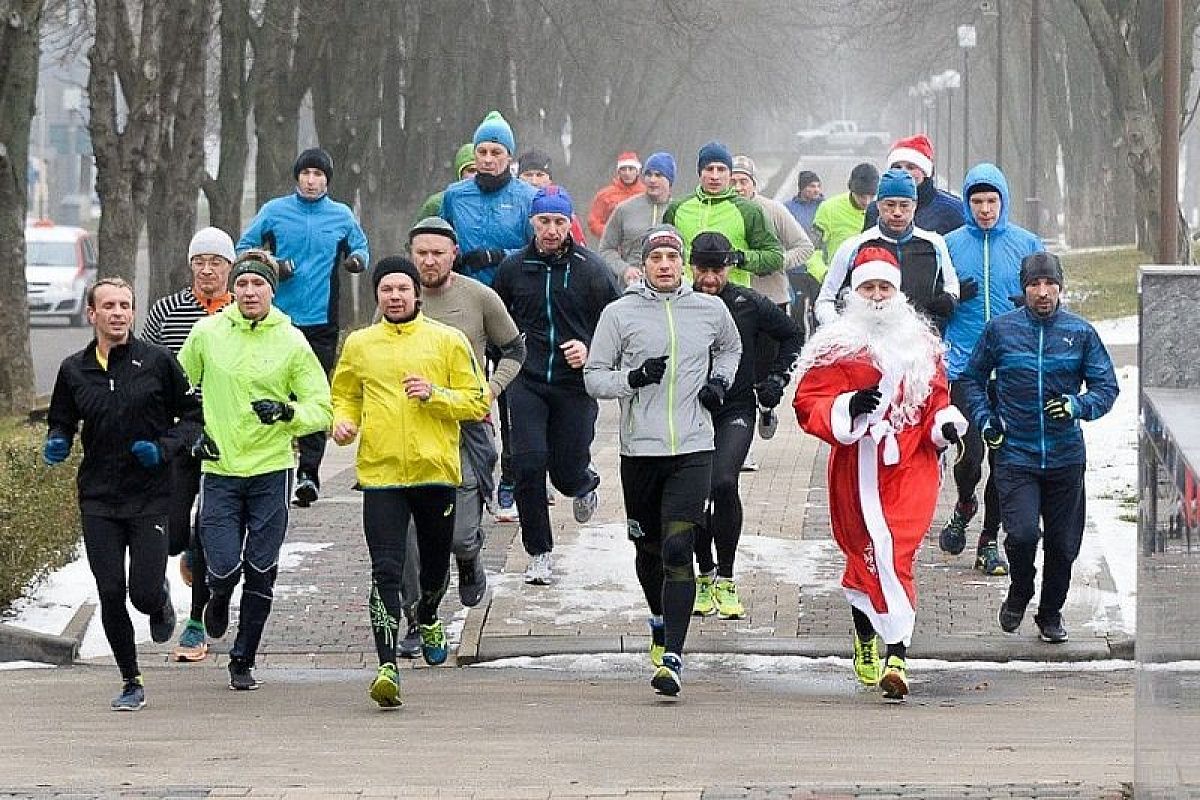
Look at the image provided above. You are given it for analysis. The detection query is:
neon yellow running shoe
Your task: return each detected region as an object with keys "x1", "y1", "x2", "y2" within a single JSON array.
[
  {"x1": 648, "y1": 618, "x2": 665, "y2": 667},
  {"x1": 852, "y1": 635, "x2": 881, "y2": 686},
  {"x1": 693, "y1": 574, "x2": 716, "y2": 616},
  {"x1": 880, "y1": 655, "x2": 909, "y2": 701},
  {"x1": 713, "y1": 578, "x2": 745, "y2": 619},
  {"x1": 369, "y1": 662, "x2": 402, "y2": 709}
]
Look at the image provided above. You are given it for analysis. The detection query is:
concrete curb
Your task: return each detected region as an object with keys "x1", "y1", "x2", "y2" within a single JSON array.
[{"x1": 0, "y1": 601, "x2": 91, "y2": 665}]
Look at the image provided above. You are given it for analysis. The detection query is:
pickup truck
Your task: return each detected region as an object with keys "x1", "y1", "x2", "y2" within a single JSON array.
[{"x1": 794, "y1": 121, "x2": 889, "y2": 154}]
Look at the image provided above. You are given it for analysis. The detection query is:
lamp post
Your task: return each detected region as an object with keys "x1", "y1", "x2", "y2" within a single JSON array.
[
  {"x1": 958, "y1": 24, "x2": 977, "y2": 186},
  {"x1": 1027, "y1": 0, "x2": 1041, "y2": 234}
]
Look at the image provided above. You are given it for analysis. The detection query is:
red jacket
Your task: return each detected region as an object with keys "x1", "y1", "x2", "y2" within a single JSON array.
[{"x1": 588, "y1": 178, "x2": 644, "y2": 238}]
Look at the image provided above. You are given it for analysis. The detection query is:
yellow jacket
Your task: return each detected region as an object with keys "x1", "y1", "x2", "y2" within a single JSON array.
[{"x1": 331, "y1": 313, "x2": 490, "y2": 488}]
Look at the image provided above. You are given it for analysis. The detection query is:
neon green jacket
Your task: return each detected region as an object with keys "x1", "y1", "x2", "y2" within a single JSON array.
[
  {"x1": 664, "y1": 187, "x2": 783, "y2": 287},
  {"x1": 810, "y1": 192, "x2": 867, "y2": 280},
  {"x1": 178, "y1": 304, "x2": 332, "y2": 477}
]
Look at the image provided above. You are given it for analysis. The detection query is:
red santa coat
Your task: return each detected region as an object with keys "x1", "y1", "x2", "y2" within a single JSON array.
[{"x1": 793, "y1": 355, "x2": 962, "y2": 645}]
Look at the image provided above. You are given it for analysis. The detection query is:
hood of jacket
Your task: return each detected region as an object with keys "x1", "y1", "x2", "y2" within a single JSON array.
[
  {"x1": 625, "y1": 278, "x2": 694, "y2": 303},
  {"x1": 961, "y1": 162, "x2": 1011, "y2": 235}
]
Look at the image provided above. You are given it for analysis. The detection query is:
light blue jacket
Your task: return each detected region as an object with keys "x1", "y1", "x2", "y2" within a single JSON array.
[
  {"x1": 439, "y1": 175, "x2": 536, "y2": 287},
  {"x1": 943, "y1": 164, "x2": 1043, "y2": 380}
]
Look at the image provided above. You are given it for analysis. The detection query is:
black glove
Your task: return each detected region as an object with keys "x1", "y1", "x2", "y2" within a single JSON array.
[
  {"x1": 628, "y1": 356, "x2": 669, "y2": 389},
  {"x1": 958, "y1": 278, "x2": 979, "y2": 303},
  {"x1": 1044, "y1": 395, "x2": 1077, "y2": 421},
  {"x1": 940, "y1": 422, "x2": 962, "y2": 445},
  {"x1": 460, "y1": 248, "x2": 506, "y2": 272},
  {"x1": 925, "y1": 292, "x2": 956, "y2": 319},
  {"x1": 698, "y1": 377, "x2": 728, "y2": 413},
  {"x1": 733, "y1": 251, "x2": 747, "y2": 267},
  {"x1": 755, "y1": 374, "x2": 788, "y2": 409},
  {"x1": 251, "y1": 399, "x2": 295, "y2": 425},
  {"x1": 191, "y1": 432, "x2": 221, "y2": 461},
  {"x1": 848, "y1": 386, "x2": 882, "y2": 417},
  {"x1": 277, "y1": 259, "x2": 295, "y2": 282},
  {"x1": 982, "y1": 418, "x2": 1005, "y2": 450},
  {"x1": 341, "y1": 254, "x2": 365, "y2": 274}
]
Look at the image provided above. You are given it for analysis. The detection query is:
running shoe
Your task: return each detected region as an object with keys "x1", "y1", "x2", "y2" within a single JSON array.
[
  {"x1": 713, "y1": 578, "x2": 745, "y2": 619},
  {"x1": 648, "y1": 617, "x2": 665, "y2": 668},
  {"x1": 693, "y1": 574, "x2": 716, "y2": 616},
  {"x1": 1037, "y1": 619, "x2": 1069, "y2": 644},
  {"x1": 111, "y1": 676, "x2": 145, "y2": 711},
  {"x1": 172, "y1": 620, "x2": 208, "y2": 662},
  {"x1": 494, "y1": 483, "x2": 519, "y2": 523},
  {"x1": 524, "y1": 552, "x2": 553, "y2": 585},
  {"x1": 293, "y1": 473, "x2": 319, "y2": 507},
  {"x1": 998, "y1": 598, "x2": 1024, "y2": 634},
  {"x1": 572, "y1": 489, "x2": 598, "y2": 524},
  {"x1": 457, "y1": 557, "x2": 487, "y2": 607},
  {"x1": 938, "y1": 496, "x2": 977, "y2": 555},
  {"x1": 852, "y1": 635, "x2": 881, "y2": 686},
  {"x1": 974, "y1": 541, "x2": 1009, "y2": 576},
  {"x1": 369, "y1": 662, "x2": 402, "y2": 709},
  {"x1": 204, "y1": 591, "x2": 231, "y2": 639},
  {"x1": 757, "y1": 407, "x2": 778, "y2": 440},
  {"x1": 879, "y1": 655, "x2": 909, "y2": 701},
  {"x1": 398, "y1": 620, "x2": 422, "y2": 659},
  {"x1": 228, "y1": 659, "x2": 259, "y2": 691},
  {"x1": 420, "y1": 620, "x2": 448, "y2": 666},
  {"x1": 148, "y1": 581, "x2": 176, "y2": 644},
  {"x1": 651, "y1": 653, "x2": 682, "y2": 696}
]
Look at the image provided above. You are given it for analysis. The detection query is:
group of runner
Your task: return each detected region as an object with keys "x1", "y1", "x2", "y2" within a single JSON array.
[{"x1": 44, "y1": 111, "x2": 1118, "y2": 710}]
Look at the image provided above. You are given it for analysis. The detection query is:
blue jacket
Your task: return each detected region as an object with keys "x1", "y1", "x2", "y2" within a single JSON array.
[
  {"x1": 865, "y1": 176, "x2": 966, "y2": 235},
  {"x1": 783, "y1": 195, "x2": 822, "y2": 237},
  {"x1": 439, "y1": 174, "x2": 536, "y2": 287},
  {"x1": 943, "y1": 164, "x2": 1043, "y2": 380},
  {"x1": 960, "y1": 305, "x2": 1119, "y2": 470},
  {"x1": 237, "y1": 191, "x2": 369, "y2": 327}
]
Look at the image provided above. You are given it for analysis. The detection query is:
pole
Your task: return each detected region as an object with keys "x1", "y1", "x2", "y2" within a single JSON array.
[
  {"x1": 947, "y1": 87, "x2": 954, "y2": 185},
  {"x1": 995, "y1": 0, "x2": 1004, "y2": 167},
  {"x1": 963, "y1": 49, "x2": 970, "y2": 181},
  {"x1": 1026, "y1": 0, "x2": 1041, "y2": 235},
  {"x1": 1160, "y1": 0, "x2": 1182, "y2": 263}
]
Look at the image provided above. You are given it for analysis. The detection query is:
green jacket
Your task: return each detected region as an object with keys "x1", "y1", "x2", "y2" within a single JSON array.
[
  {"x1": 178, "y1": 304, "x2": 333, "y2": 478},
  {"x1": 664, "y1": 187, "x2": 783, "y2": 287},
  {"x1": 811, "y1": 192, "x2": 867, "y2": 279}
]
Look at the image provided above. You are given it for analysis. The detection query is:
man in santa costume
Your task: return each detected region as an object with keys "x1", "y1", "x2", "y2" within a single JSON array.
[{"x1": 793, "y1": 245, "x2": 967, "y2": 701}]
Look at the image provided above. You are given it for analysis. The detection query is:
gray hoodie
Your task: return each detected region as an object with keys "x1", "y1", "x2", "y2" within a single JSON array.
[{"x1": 584, "y1": 280, "x2": 741, "y2": 457}]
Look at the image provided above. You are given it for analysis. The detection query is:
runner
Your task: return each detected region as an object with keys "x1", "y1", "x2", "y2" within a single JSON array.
[
  {"x1": 597, "y1": 151, "x2": 676, "y2": 286},
  {"x1": 330, "y1": 257, "x2": 489, "y2": 707},
  {"x1": 793, "y1": 246, "x2": 966, "y2": 701},
  {"x1": 45, "y1": 277, "x2": 202, "y2": 710},
  {"x1": 587, "y1": 151, "x2": 645, "y2": 238},
  {"x1": 584, "y1": 224, "x2": 741, "y2": 696}
]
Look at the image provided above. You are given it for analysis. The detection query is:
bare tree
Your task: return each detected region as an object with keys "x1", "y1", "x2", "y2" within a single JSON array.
[
  {"x1": 201, "y1": 0, "x2": 251, "y2": 236},
  {"x1": 0, "y1": 0, "x2": 44, "y2": 413}
]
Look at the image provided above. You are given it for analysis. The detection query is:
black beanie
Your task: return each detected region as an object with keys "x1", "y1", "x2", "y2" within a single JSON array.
[
  {"x1": 518, "y1": 149, "x2": 553, "y2": 176},
  {"x1": 796, "y1": 170, "x2": 820, "y2": 191},
  {"x1": 293, "y1": 147, "x2": 334, "y2": 183},
  {"x1": 689, "y1": 231, "x2": 738, "y2": 268},
  {"x1": 967, "y1": 181, "x2": 1001, "y2": 200},
  {"x1": 848, "y1": 163, "x2": 880, "y2": 195},
  {"x1": 1019, "y1": 252, "x2": 1064, "y2": 288},
  {"x1": 372, "y1": 256, "x2": 422, "y2": 293}
]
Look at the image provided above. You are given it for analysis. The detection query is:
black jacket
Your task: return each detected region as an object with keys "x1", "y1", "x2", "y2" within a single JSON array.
[
  {"x1": 493, "y1": 239, "x2": 620, "y2": 391},
  {"x1": 718, "y1": 284, "x2": 805, "y2": 409},
  {"x1": 47, "y1": 336, "x2": 202, "y2": 518}
]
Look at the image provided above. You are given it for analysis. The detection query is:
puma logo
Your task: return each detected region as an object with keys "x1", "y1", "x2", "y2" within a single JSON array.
[{"x1": 1063, "y1": 336, "x2": 1074, "y2": 347}]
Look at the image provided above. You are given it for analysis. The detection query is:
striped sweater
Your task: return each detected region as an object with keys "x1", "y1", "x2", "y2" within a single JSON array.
[{"x1": 142, "y1": 287, "x2": 230, "y2": 354}]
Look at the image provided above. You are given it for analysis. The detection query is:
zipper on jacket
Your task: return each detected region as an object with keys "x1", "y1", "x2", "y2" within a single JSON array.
[
  {"x1": 665, "y1": 298, "x2": 678, "y2": 455},
  {"x1": 983, "y1": 232, "x2": 992, "y2": 321},
  {"x1": 544, "y1": 266, "x2": 556, "y2": 383},
  {"x1": 1037, "y1": 323, "x2": 1046, "y2": 469}
]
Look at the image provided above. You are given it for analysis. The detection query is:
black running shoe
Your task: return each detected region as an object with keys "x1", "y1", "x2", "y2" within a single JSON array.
[
  {"x1": 457, "y1": 558, "x2": 487, "y2": 608},
  {"x1": 998, "y1": 599, "x2": 1024, "y2": 634},
  {"x1": 398, "y1": 620, "x2": 421, "y2": 659},
  {"x1": 293, "y1": 473, "x2": 318, "y2": 507},
  {"x1": 204, "y1": 591, "x2": 231, "y2": 639},
  {"x1": 228, "y1": 659, "x2": 259, "y2": 691},
  {"x1": 148, "y1": 580, "x2": 176, "y2": 644},
  {"x1": 1037, "y1": 619, "x2": 1069, "y2": 644},
  {"x1": 111, "y1": 677, "x2": 145, "y2": 711}
]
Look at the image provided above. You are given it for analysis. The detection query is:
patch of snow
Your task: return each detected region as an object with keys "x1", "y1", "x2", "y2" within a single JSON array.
[
  {"x1": 0, "y1": 661, "x2": 56, "y2": 671},
  {"x1": 1092, "y1": 315, "x2": 1138, "y2": 347}
]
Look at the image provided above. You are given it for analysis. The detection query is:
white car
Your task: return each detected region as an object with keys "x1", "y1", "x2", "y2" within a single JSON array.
[{"x1": 25, "y1": 221, "x2": 97, "y2": 326}]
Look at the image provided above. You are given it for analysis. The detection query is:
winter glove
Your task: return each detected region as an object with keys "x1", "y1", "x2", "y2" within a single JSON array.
[
  {"x1": 940, "y1": 422, "x2": 962, "y2": 445},
  {"x1": 251, "y1": 399, "x2": 295, "y2": 425},
  {"x1": 341, "y1": 254, "x2": 365, "y2": 274},
  {"x1": 925, "y1": 292, "x2": 957, "y2": 319},
  {"x1": 460, "y1": 248, "x2": 506, "y2": 272},
  {"x1": 981, "y1": 418, "x2": 1006, "y2": 450},
  {"x1": 958, "y1": 278, "x2": 979, "y2": 303},
  {"x1": 1044, "y1": 395, "x2": 1078, "y2": 421},
  {"x1": 628, "y1": 355, "x2": 669, "y2": 389},
  {"x1": 191, "y1": 432, "x2": 221, "y2": 461},
  {"x1": 276, "y1": 259, "x2": 295, "y2": 282},
  {"x1": 848, "y1": 386, "x2": 882, "y2": 418},
  {"x1": 130, "y1": 440, "x2": 163, "y2": 468},
  {"x1": 698, "y1": 377, "x2": 728, "y2": 414},
  {"x1": 732, "y1": 251, "x2": 747, "y2": 267},
  {"x1": 755, "y1": 373, "x2": 789, "y2": 409},
  {"x1": 43, "y1": 436, "x2": 71, "y2": 466}
]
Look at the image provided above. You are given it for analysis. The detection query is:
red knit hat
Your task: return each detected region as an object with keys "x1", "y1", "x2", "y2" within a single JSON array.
[
  {"x1": 616, "y1": 151, "x2": 642, "y2": 170},
  {"x1": 850, "y1": 245, "x2": 902, "y2": 290},
  {"x1": 887, "y1": 134, "x2": 935, "y2": 177}
]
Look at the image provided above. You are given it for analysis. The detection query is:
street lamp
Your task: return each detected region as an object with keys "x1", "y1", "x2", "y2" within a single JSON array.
[
  {"x1": 930, "y1": 70, "x2": 962, "y2": 187},
  {"x1": 958, "y1": 24, "x2": 976, "y2": 186}
]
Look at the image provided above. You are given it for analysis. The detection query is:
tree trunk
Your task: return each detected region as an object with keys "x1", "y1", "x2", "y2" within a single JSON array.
[
  {"x1": 201, "y1": 0, "x2": 252, "y2": 237},
  {"x1": 0, "y1": 0, "x2": 43, "y2": 413}
]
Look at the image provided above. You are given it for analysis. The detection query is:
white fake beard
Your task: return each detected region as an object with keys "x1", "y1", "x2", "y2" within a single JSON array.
[{"x1": 797, "y1": 290, "x2": 944, "y2": 429}]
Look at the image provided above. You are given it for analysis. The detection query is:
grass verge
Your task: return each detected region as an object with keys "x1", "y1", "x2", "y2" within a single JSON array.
[{"x1": 1059, "y1": 245, "x2": 1142, "y2": 321}]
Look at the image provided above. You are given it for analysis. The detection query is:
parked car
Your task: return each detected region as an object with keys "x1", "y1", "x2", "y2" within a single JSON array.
[
  {"x1": 794, "y1": 120, "x2": 889, "y2": 154},
  {"x1": 25, "y1": 220, "x2": 97, "y2": 327}
]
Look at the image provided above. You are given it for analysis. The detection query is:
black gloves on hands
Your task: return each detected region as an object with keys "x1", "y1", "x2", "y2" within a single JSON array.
[
  {"x1": 958, "y1": 278, "x2": 979, "y2": 303},
  {"x1": 981, "y1": 417, "x2": 1006, "y2": 450},
  {"x1": 1044, "y1": 395, "x2": 1077, "y2": 421},
  {"x1": 698, "y1": 377, "x2": 728, "y2": 414},
  {"x1": 940, "y1": 422, "x2": 962, "y2": 445},
  {"x1": 460, "y1": 248, "x2": 506, "y2": 272},
  {"x1": 755, "y1": 373, "x2": 788, "y2": 409},
  {"x1": 925, "y1": 292, "x2": 957, "y2": 319},
  {"x1": 628, "y1": 356, "x2": 669, "y2": 389},
  {"x1": 341, "y1": 254, "x2": 365, "y2": 274},
  {"x1": 251, "y1": 399, "x2": 295, "y2": 425},
  {"x1": 848, "y1": 386, "x2": 882, "y2": 418},
  {"x1": 191, "y1": 432, "x2": 221, "y2": 461}
]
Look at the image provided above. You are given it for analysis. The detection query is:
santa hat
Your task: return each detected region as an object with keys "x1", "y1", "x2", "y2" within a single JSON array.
[
  {"x1": 887, "y1": 134, "x2": 935, "y2": 178},
  {"x1": 850, "y1": 245, "x2": 901, "y2": 291},
  {"x1": 616, "y1": 151, "x2": 641, "y2": 170}
]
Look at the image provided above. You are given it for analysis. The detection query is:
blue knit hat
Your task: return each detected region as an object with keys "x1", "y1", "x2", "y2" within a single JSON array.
[
  {"x1": 473, "y1": 110, "x2": 515, "y2": 155},
  {"x1": 697, "y1": 140, "x2": 733, "y2": 173},
  {"x1": 643, "y1": 151, "x2": 677, "y2": 185},
  {"x1": 876, "y1": 167, "x2": 917, "y2": 201},
  {"x1": 530, "y1": 185, "x2": 573, "y2": 218}
]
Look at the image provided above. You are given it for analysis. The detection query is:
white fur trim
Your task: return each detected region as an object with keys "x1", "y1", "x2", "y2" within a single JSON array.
[
  {"x1": 888, "y1": 146, "x2": 933, "y2": 177},
  {"x1": 850, "y1": 260, "x2": 902, "y2": 291},
  {"x1": 931, "y1": 406, "x2": 969, "y2": 449},
  {"x1": 617, "y1": 157, "x2": 642, "y2": 170},
  {"x1": 831, "y1": 392, "x2": 870, "y2": 444}
]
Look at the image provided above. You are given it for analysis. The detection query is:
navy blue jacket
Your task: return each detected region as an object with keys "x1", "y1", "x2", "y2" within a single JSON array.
[
  {"x1": 960, "y1": 304, "x2": 1119, "y2": 470},
  {"x1": 865, "y1": 175, "x2": 966, "y2": 236}
]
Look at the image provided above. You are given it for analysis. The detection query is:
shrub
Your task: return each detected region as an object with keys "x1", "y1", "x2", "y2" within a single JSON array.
[{"x1": 0, "y1": 420, "x2": 81, "y2": 612}]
